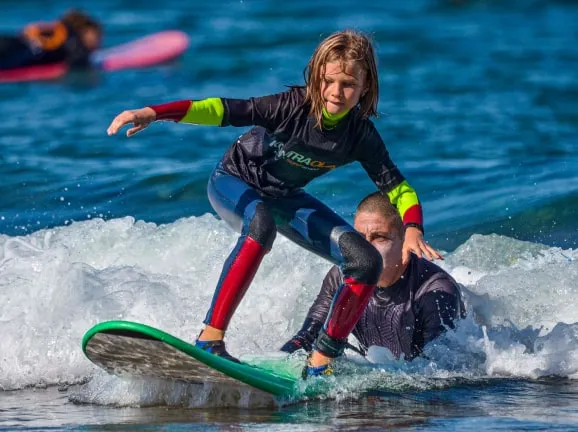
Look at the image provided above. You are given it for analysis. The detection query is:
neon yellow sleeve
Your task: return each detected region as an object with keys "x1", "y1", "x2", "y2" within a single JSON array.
[
  {"x1": 385, "y1": 180, "x2": 423, "y2": 225},
  {"x1": 179, "y1": 98, "x2": 225, "y2": 126}
]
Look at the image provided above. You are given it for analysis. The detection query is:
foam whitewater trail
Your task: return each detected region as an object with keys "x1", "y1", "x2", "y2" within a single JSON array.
[{"x1": 1, "y1": 215, "x2": 577, "y2": 406}]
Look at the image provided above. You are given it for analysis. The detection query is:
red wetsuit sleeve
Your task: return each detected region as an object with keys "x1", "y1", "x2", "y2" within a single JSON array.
[{"x1": 148, "y1": 100, "x2": 192, "y2": 122}]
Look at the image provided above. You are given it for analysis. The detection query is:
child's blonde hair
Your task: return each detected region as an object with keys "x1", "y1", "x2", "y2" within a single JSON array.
[{"x1": 303, "y1": 29, "x2": 379, "y2": 128}]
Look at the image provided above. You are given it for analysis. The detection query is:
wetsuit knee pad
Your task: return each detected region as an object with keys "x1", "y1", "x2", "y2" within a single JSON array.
[
  {"x1": 338, "y1": 231, "x2": 383, "y2": 284},
  {"x1": 247, "y1": 202, "x2": 276, "y2": 250}
]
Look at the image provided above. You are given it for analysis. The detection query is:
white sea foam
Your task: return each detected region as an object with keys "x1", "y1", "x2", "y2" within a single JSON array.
[{"x1": 1, "y1": 216, "x2": 577, "y2": 406}]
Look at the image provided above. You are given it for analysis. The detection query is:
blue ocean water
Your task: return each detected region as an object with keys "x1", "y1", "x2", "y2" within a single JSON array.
[{"x1": 1, "y1": 0, "x2": 578, "y2": 430}]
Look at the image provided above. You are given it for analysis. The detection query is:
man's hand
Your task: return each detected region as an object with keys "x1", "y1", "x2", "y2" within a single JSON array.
[
  {"x1": 280, "y1": 335, "x2": 311, "y2": 354},
  {"x1": 280, "y1": 319, "x2": 323, "y2": 354}
]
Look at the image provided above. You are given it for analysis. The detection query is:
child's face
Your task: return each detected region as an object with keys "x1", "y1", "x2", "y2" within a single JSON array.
[{"x1": 321, "y1": 61, "x2": 367, "y2": 115}]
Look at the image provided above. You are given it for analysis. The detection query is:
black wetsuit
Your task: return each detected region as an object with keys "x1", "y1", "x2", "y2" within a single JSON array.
[
  {"x1": 283, "y1": 255, "x2": 465, "y2": 360},
  {"x1": 219, "y1": 86, "x2": 406, "y2": 197}
]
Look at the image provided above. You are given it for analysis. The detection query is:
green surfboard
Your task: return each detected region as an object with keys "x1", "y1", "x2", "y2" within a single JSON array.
[{"x1": 82, "y1": 320, "x2": 299, "y2": 397}]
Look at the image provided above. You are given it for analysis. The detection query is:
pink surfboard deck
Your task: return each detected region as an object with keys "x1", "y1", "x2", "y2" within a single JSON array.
[
  {"x1": 0, "y1": 30, "x2": 189, "y2": 83},
  {"x1": 93, "y1": 30, "x2": 189, "y2": 71}
]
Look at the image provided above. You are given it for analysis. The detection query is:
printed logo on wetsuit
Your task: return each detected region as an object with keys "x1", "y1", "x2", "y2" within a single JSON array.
[{"x1": 270, "y1": 140, "x2": 337, "y2": 171}]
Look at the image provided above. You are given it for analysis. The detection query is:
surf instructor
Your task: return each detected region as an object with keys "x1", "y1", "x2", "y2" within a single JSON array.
[{"x1": 281, "y1": 192, "x2": 465, "y2": 362}]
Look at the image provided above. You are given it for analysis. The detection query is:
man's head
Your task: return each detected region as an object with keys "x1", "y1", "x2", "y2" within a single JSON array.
[{"x1": 354, "y1": 192, "x2": 405, "y2": 286}]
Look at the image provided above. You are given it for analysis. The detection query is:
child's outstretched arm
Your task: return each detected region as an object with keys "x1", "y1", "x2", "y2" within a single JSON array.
[
  {"x1": 107, "y1": 90, "x2": 300, "y2": 138},
  {"x1": 106, "y1": 99, "x2": 225, "y2": 137}
]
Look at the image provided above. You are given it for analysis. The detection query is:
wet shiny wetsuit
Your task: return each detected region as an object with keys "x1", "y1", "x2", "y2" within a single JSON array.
[
  {"x1": 0, "y1": 21, "x2": 91, "y2": 70},
  {"x1": 148, "y1": 87, "x2": 426, "y2": 357},
  {"x1": 283, "y1": 255, "x2": 465, "y2": 360}
]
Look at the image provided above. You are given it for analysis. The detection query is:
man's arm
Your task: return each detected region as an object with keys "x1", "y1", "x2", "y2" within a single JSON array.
[
  {"x1": 280, "y1": 265, "x2": 341, "y2": 353},
  {"x1": 411, "y1": 280, "x2": 463, "y2": 358},
  {"x1": 420, "y1": 290, "x2": 462, "y2": 342}
]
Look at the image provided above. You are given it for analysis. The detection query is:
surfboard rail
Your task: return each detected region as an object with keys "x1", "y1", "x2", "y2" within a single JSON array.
[{"x1": 83, "y1": 320, "x2": 298, "y2": 397}]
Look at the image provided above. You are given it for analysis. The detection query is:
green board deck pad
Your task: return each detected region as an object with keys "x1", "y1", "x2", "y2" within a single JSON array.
[{"x1": 82, "y1": 321, "x2": 299, "y2": 397}]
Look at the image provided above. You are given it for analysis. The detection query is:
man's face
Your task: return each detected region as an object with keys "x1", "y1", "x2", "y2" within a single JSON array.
[{"x1": 354, "y1": 211, "x2": 404, "y2": 283}]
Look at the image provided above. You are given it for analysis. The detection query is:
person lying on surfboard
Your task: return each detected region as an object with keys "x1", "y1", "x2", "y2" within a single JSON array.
[
  {"x1": 106, "y1": 29, "x2": 443, "y2": 378},
  {"x1": 281, "y1": 192, "x2": 465, "y2": 363},
  {"x1": 0, "y1": 9, "x2": 102, "y2": 71}
]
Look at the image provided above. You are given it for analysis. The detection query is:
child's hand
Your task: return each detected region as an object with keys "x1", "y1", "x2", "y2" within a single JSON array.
[
  {"x1": 107, "y1": 107, "x2": 156, "y2": 137},
  {"x1": 402, "y1": 226, "x2": 443, "y2": 265}
]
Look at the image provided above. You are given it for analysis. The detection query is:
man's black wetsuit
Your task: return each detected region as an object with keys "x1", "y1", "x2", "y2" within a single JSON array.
[{"x1": 283, "y1": 255, "x2": 465, "y2": 360}]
